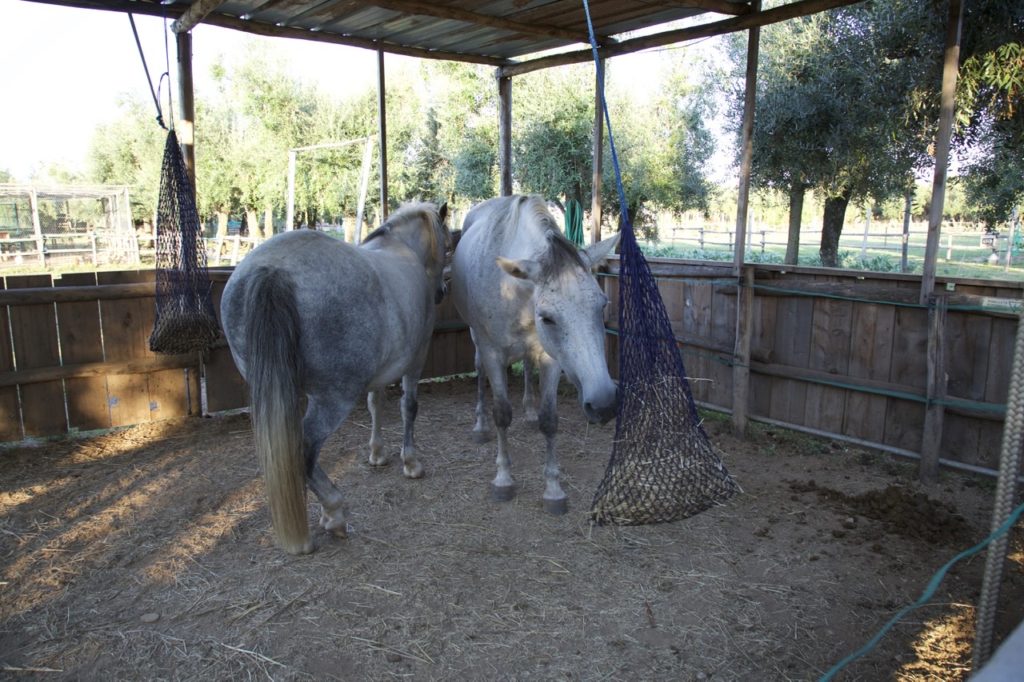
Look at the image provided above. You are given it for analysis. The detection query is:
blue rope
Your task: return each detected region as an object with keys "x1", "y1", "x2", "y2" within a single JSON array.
[
  {"x1": 820, "y1": 500, "x2": 1024, "y2": 680},
  {"x1": 581, "y1": 0, "x2": 630, "y2": 233}
]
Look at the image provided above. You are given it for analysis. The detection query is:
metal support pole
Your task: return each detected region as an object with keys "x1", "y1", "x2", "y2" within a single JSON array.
[{"x1": 355, "y1": 136, "x2": 374, "y2": 244}]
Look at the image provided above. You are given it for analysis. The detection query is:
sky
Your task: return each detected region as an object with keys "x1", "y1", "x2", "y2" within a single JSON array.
[{"x1": 0, "y1": 0, "x2": 727, "y2": 183}]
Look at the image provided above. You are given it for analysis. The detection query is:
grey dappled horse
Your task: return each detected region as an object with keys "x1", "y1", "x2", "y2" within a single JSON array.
[
  {"x1": 220, "y1": 202, "x2": 451, "y2": 554},
  {"x1": 451, "y1": 195, "x2": 619, "y2": 514}
]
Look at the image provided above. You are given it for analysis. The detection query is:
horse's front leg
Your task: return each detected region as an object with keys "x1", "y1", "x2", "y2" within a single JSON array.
[
  {"x1": 304, "y1": 395, "x2": 355, "y2": 538},
  {"x1": 480, "y1": 350, "x2": 515, "y2": 501},
  {"x1": 398, "y1": 373, "x2": 424, "y2": 479},
  {"x1": 537, "y1": 357, "x2": 567, "y2": 515},
  {"x1": 522, "y1": 355, "x2": 539, "y2": 424},
  {"x1": 472, "y1": 342, "x2": 494, "y2": 443}
]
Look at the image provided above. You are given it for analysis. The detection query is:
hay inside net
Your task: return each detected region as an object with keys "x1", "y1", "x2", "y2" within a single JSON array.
[
  {"x1": 149, "y1": 130, "x2": 219, "y2": 355},
  {"x1": 590, "y1": 226, "x2": 739, "y2": 525}
]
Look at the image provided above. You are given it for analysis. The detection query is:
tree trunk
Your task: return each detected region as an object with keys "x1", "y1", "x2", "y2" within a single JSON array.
[
  {"x1": 263, "y1": 206, "x2": 273, "y2": 238},
  {"x1": 245, "y1": 209, "x2": 261, "y2": 240},
  {"x1": 819, "y1": 190, "x2": 852, "y2": 268},
  {"x1": 216, "y1": 211, "x2": 229, "y2": 239},
  {"x1": 785, "y1": 185, "x2": 805, "y2": 266}
]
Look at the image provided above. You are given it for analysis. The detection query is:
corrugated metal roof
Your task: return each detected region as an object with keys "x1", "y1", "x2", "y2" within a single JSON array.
[{"x1": 25, "y1": 0, "x2": 753, "y2": 65}]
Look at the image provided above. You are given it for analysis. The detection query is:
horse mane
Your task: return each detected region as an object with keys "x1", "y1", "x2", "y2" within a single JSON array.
[
  {"x1": 511, "y1": 196, "x2": 585, "y2": 278},
  {"x1": 364, "y1": 202, "x2": 448, "y2": 271}
]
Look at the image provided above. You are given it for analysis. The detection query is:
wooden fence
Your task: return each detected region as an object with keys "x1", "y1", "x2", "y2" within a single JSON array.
[
  {"x1": 0, "y1": 269, "x2": 475, "y2": 442},
  {"x1": 601, "y1": 258, "x2": 1022, "y2": 474},
  {"x1": 1, "y1": 263, "x2": 1020, "y2": 479}
]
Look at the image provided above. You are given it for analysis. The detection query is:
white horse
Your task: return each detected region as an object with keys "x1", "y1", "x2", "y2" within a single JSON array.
[
  {"x1": 220, "y1": 202, "x2": 451, "y2": 554},
  {"x1": 451, "y1": 195, "x2": 619, "y2": 514}
]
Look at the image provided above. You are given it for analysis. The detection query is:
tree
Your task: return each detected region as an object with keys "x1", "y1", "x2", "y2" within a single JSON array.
[
  {"x1": 956, "y1": 4, "x2": 1024, "y2": 227},
  {"x1": 737, "y1": 2, "x2": 943, "y2": 266}
]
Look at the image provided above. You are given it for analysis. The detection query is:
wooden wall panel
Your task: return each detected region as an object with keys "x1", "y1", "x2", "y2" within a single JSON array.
[
  {"x1": 0, "y1": 279, "x2": 21, "y2": 441},
  {"x1": 843, "y1": 304, "x2": 894, "y2": 441},
  {"x1": 768, "y1": 297, "x2": 812, "y2": 425},
  {"x1": 97, "y1": 271, "x2": 159, "y2": 427},
  {"x1": 205, "y1": 279, "x2": 247, "y2": 413},
  {"x1": 708, "y1": 286, "x2": 734, "y2": 409},
  {"x1": 804, "y1": 297, "x2": 853, "y2": 432},
  {"x1": 7, "y1": 274, "x2": 67, "y2": 437},
  {"x1": 682, "y1": 281, "x2": 714, "y2": 403},
  {"x1": 56, "y1": 272, "x2": 110, "y2": 431}
]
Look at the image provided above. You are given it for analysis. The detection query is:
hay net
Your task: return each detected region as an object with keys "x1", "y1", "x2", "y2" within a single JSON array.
[
  {"x1": 583, "y1": 0, "x2": 738, "y2": 525},
  {"x1": 589, "y1": 225, "x2": 740, "y2": 525},
  {"x1": 149, "y1": 129, "x2": 219, "y2": 354}
]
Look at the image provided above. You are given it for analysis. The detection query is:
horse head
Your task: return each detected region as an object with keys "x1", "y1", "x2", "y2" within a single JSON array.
[{"x1": 496, "y1": 229, "x2": 620, "y2": 424}]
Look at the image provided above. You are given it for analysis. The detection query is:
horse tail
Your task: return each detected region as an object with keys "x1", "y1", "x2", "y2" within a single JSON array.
[{"x1": 244, "y1": 267, "x2": 311, "y2": 555}]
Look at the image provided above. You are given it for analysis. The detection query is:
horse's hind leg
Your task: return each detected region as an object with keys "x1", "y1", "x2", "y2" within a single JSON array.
[
  {"x1": 537, "y1": 357, "x2": 567, "y2": 515},
  {"x1": 398, "y1": 374, "x2": 424, "y2": 479},
  {"x1": 303, "y1": 395, "x2": 355, "y2": 537}
]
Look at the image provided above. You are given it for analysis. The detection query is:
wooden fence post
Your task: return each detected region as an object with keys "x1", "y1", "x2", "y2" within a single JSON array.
[
  {"x1": 732, "y1": 266, "x2": 755, "y2": 436},
  {"x1": 920, "y1": 294, "x2": 948, "y2": 484}
]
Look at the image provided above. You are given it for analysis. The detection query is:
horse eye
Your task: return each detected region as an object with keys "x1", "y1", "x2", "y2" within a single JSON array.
[{"x1": 540, "y1": 315, "x2": 556, "y2": 326}]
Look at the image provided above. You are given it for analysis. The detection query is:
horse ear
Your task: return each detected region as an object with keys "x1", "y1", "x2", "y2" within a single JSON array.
[
  {"x1": 496, "y1": 256, "x2": 541, "y2": 282},
  {"x1": 438, "y1": 202, "x2": 448, "y2": 222},
  {"x1": 581, "y1": 233, "x2": 620, "y2": 270}
]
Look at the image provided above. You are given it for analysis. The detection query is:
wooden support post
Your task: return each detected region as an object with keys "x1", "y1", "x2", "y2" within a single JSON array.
[
  {"x1": 920, "y1": 295, "x2": 948, "y2": 484},
  {"x1": 377, "y1": 50, "x2": 389, "y2": 218},
  {"x1": 590, "y1": 58, "x2": 605, "y2": 244},
  {"x1": 28, "y1": 189, "x2": 45, "y2": 264},
  {"x1": 176, "y1": 31, "x2": 196, "y2": 194},
  {"x1": 732, "y1": 266, "x2": 755, "y2": 436},
  {"x1": 355, "y1": 136, "x2": 373, "y2": 244},
  {"x1": 172, "y1": 0, "x2": 224, "y2": 34},
  {"x1": 733, "y1": 1, "x2": 760, "y2": 278},
  {"x1": 920, "y1": 0, "x2": 964, "y2": 304},
  {"x1": 498, "y1": 74, "x2": 512, "y2": 197},
  {"x1": 901, "y1": 189, "x2": 912, "y2": 273},
  {"x1": 285, "y1": 150, "x2": 296, "y2": 231}
]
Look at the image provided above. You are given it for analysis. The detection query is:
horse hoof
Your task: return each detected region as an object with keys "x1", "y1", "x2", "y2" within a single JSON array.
[
  {"x1": 472, "y1": 429, "x2": 494, "y2": 444},
  {"x1": 543, "y1": 497, "x2": 569, "y2": 515},
  {"x1": 524, "y1": 411, "x2": 539, "y2": 424},
  {"x1": 368, "y1": 453, "x2": 390, "y2": 467},
  {"x1": 491, "y1": 484, "x2": 516, "y2": 502},
  {"x1": 403, "y1": 461, "x2": 424, "y2": 479}
]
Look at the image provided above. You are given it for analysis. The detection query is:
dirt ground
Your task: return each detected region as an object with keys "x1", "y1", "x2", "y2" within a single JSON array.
[{"x1": 1, "y1": 375, "x2": 1022, "y2": 681}]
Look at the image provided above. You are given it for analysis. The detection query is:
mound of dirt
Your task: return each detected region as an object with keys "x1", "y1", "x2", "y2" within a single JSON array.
[{"x1": 789, "y1": 480, "x2": 974, "y2": 546}]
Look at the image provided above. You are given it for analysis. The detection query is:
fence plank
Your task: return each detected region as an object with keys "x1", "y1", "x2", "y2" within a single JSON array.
[
  {"x1": 204, "y1": 278, "x2": 247, "y2": 413},
  {"x1": 98, "y1": 271, "x2": 158, "y2": 427},
  {"x1": 56, "y1": 272, "x2": 110, "y2": 431},
  {"x1": 804, "y1": 296, "x2": 852, "y2": 432},
  {"x1": 708, "y1": 283, "x2": 734, "y2": 407},
  {"x1": 768, "y1": 296, "x2": 812, "y2": 425},
  {"x1": 7, "y1": 274, "x2": 67, "y2": 437},
  {"x1": 843, "y1": 303, "x2": 894, "y2": 441},
  {"x1": 0, "y1": 278, "x2": 21, "y2": 441}
]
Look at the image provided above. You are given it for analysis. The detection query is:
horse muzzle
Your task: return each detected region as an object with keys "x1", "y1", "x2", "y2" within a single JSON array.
[{"x1": 582, "y1": 385, "x2": 617, "y2": 425}]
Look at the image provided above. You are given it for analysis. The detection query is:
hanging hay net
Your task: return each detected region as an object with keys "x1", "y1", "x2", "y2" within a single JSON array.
[
  {"x1": 149, "y1": 129, "x2": 219, "y2": 354},
  {"x1": 583, "y1": 0, "x2": 738, "y2": 525},
  {"x1": 589, "y1": 224, "x2": 740, "y2": 525}
]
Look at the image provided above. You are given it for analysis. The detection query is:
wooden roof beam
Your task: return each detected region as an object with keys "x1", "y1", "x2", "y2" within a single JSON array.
[
  {"x1": 172, "y1": 0, "x2": 226, "y2": 33},
  {"x1": 499, "y1": 0, "x2": 865, "y2": 76},
  {"x1": 653, "y1": 0, "x2": 752, "y2": 16},
  {"x1": 356, "y1": 0, "x2": 606, "y2": 45}
]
